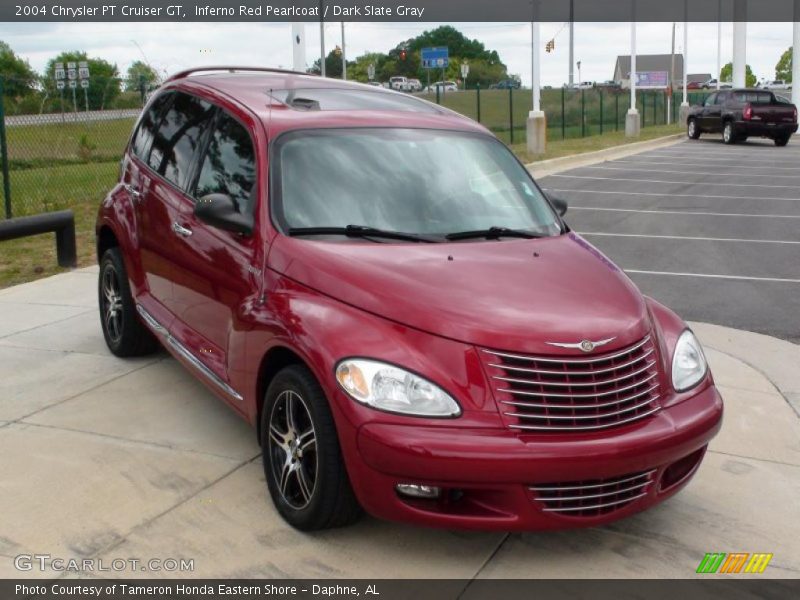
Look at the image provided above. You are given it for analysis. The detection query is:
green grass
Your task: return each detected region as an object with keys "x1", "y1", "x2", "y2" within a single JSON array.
[
  {"x1": 5, "y1": 118, "x2": 135, "y2": 168},
  {"x1": 0, "y1": 162, "x2": 117, "y2": 288}
]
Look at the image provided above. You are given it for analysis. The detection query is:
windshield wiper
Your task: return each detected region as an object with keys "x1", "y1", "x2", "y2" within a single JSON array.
[
  {"x1": 288, "y1": 225, "x2": 439, "y2": 243},
  {"x1": 445, "y1": 226, "x2": 545, "y2": 241}
]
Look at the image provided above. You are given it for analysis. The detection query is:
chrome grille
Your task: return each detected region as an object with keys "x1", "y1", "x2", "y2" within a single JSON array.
[
  {"x1": 530, "y1": 469, "x2": 656, "y2": 516},
  {"x1": 482, "y1": 335, "x2": 661, "y2": 431}
]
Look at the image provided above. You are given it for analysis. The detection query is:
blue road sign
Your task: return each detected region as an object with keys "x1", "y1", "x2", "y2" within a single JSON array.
[{"x1": 421, "y1": 47, "x2": 449, "y2": 69}]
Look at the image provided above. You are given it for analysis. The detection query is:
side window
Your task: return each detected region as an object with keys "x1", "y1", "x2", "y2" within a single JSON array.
[
  {"x1": 131, "y1": 92, "x2": 172, "y2": 160},
  {"x1": 716, "y1": 92, "x2": 728, "y2": 104},
  {"x1": 148, "y1": 92, "x2": 215, "y2": 190},
  {"x1": 704, "y1": 93, "x2": 717, "y2": 107},
  {"x1": 194, "y1": 112, "x2": 256, "y2": 217}
]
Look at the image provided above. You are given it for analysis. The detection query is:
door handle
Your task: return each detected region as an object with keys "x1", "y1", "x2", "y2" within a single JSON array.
[
  {"x1": 171, "y1": 222, "x2": 193, "y2": 237},
  {"x1": 124, "y1": 184, "x2": 142, "y2": 201}
]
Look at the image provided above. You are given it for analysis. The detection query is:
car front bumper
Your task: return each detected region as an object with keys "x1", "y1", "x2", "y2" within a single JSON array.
[{"x1": 342, "y1": 384, "x2": 723, "y2": 530}]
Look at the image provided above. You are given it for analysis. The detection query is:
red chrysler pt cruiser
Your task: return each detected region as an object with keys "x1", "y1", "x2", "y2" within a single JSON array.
[{"x1": 96, "y1": 68, "x2": 723, "y2": 531}]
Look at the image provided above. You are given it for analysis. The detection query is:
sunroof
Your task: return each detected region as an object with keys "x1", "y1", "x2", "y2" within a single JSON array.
[{"x1": 268, "y1": 87, "x2": 441, "y2": 113}]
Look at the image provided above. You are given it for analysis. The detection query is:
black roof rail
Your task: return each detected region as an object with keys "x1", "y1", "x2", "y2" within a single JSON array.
[{"x1": 164, "y1": 66, "x2": 314, "y2": 83}]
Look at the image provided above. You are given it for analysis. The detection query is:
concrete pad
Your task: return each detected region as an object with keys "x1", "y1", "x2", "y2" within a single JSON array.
[
  {"x1": 0, "y1": 302, "x2": 90, "y2": 338},
  {"x1": 0, "y1": 310, "x2": 115, "y2": 355},
  {"x1": 26, "y1": 359, "x2": 260, "y2": 461},
  {"x1": 711, "y1": 386, "x2": 800, "y2": 466},
  {"x1": 0, "y1": 271, "x2": 97, "y2": 308},
  {"x1": 478, "y1": 452, "x2": 800, "y2": 578},
  {"x1": 93, "y1": 461, "x2": 504, "y2": 579},
  {"x1": 703, "y1": 347, "x2": 778, "y2": 395},
  {"x1": 0, "y1": 423, "x2": 242, "y2": 559},
  {"x1": 0, "y1": 345, "x2": 157, "y2": 422}
]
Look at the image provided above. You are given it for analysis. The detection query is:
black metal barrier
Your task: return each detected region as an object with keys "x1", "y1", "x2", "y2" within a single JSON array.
[{"x1": 0, "y1": 209, "x2": 77, "y2": 267}]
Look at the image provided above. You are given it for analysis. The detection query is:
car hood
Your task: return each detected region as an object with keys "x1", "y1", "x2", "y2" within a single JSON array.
[{"x1": 268, "y1": 232, "x2": 651, "y2": 354}]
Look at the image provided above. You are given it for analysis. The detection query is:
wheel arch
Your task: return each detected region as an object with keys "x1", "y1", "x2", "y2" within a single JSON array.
[
  {"x1": 96, "y1": 224, "x2": 120, "y2": 263},
  {"x1": 255, "y1": 344, "x2": 312, "y2": 444}
]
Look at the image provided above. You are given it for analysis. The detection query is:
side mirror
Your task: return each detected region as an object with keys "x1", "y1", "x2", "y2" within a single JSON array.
[
  {"x1": 549, "y1": 195, "x2": 568, "y2": 217},
  {"x1": 194, "y1": 193, "x2": 253, "y2": 236}
]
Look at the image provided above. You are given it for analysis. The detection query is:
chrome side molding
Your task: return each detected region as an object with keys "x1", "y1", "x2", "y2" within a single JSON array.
[{"x1": 136, "y1": 303, "x2": 243, "y2": 402}]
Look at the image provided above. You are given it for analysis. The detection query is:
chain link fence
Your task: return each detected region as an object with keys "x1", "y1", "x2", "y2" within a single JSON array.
[
  {"x1": 424, "y1": 86, "x2": 713, "y2": 144},
  {"x1": 0, "y1": 75, "x2": 714, "y2": 221},
  {"x1": 0, "y1": 75, "x2": 144, "y2": 219}
]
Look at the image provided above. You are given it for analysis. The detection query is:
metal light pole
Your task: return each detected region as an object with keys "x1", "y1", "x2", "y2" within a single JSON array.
[
  {"x1": 319, "y1": 1, "x2": 326, "y2": 77},
  {"x1": 341, "y1": 22, "x2": 347, "y2": 80},
  {"x1": 682, "y1": 20, "x2": 689, "y2": 107},
  {"x1": 717, "y1": 0, "x2": 722, "y2": 89},
  {"x1": 568, "y1": 0, "x2": 575, "y2": 87},
  {"x1": 794, "y1": 2, "x2": 800, "y2": 106}
]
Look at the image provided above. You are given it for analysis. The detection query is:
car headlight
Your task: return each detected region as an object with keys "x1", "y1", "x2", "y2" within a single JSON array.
[
  {"x1": 671, "y1": 330, "x2": 708, "y2": 392},
  {"x1": 335, "y1": 359, "x2": 461, "y2": 417}
]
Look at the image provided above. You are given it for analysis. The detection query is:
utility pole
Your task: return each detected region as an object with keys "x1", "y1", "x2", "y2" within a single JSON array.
[
  {"x1": 341, "y1": 22, "x2": 346, "y2": 80},
  {"x1": 319, "y1": 1, "x2": 326, "y2": 77},
  {"x1": 669, "y1": 23, "x2": 675, "y2": 125},
  {"x1": 292, "y1": 23, "x2": 306, "y2": 72},
  {"x1": 568, "y1": 0, "x2": 574, "y2": 86}
]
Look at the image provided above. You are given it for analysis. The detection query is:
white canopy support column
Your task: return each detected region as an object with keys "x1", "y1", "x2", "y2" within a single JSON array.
[
  {"x1": 732, "y1": 0, "x2": 747, "y2": 88},
  {"x1": 679, "y1": 10, "x2": 691, "y2": 125},
  {"x1": 625, "y1": 14, "x2": 641, "y2": 137},
  {"x1": 793, "y1": 2, "x2": 800, "y2": 107},
  {"x1": 526, "y1": 16, "x2": 547, "y2": 154},
  {"x1": 291, "y1": 23, "x2": 306, "y2": 72}
]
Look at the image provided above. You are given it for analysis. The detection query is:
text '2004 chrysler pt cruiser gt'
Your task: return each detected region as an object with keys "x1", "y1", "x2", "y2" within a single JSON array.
[{"x1": 96, "y1": 67, "x2": 723, "y2": 531}]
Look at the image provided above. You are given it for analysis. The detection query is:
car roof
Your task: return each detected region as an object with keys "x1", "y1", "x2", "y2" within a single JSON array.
[{"x1": 161, "y1": 67, "x2": 488, "y2": 137}]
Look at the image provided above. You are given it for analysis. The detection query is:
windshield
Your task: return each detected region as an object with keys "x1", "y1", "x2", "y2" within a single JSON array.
[{"x1": 272, "y1": 128, "x2": 561, "y2": 240}]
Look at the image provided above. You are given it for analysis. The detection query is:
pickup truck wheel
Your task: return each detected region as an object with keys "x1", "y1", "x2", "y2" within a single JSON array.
[
  {"x1": 261, "y1": 365, "x2": 362, "y2": 531},
  {"x1": 687, "y1": 119, "x2": 701, "y2": 139},
  {"x1": 775, "y1": 136, "x2": 790, "y2": 147},
  {"x1": 722, "y1": 122, "x2": 737, "y2": 144},
  {"x1": 98, "y1": 248, "x2": 159, "y2": 357}
]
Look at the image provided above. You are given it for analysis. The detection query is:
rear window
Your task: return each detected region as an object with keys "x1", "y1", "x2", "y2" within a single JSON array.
[
  {"x1": 268, "y1": 88, "x2": 439, "y2": 113},
  {"x1": 733, "y1": 91, "x2": 774, "y2": 104},
  {"x1": 131, "y1": 92, "x2": 172, "y2": 160}
]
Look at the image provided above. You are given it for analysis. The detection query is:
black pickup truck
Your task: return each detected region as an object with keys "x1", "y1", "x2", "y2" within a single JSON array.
[{"x1": 687, "y1": 88, "x2": 798, "y2": 146}]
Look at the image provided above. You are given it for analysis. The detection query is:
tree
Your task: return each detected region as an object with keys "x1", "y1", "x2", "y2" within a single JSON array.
[
  {"x1": 125, "y1": 60, "x2": 159, "y2": 92},
  {"x1": 0, "y1": 40, "x2": 37, "y2": 98},
  {"x1": 719, "y1": 62, "x2": 757, "y2": 87},
  {"x1": 43, "y1": 51, "x2": 121, "y2": 110},
  {"x1": 307, "y1": 47, "x2": 354, "y2": 79},
  {"x1": 775, "y1": 47, "x2": 792, "y2": 82}
]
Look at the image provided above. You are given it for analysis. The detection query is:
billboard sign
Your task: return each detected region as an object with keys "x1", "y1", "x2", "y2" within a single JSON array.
[{"x1": 634, "y1": 70, "x2": 669, "y2": 88}]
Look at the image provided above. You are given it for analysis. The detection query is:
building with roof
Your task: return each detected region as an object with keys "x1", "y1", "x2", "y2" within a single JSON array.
[{"x1": 613, "y1": 54, "x2": 685, "y2": 89}]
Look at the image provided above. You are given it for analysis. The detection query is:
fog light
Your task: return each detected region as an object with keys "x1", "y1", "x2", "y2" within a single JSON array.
[{"x1": 395, "y1": 483, "x2": 441, "y2": 499}]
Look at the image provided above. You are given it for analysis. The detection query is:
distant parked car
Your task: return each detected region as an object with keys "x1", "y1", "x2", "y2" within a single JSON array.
[
  {"x1": 686, "y1": 81, "x2": 702, "y2": 90},
  {"x1": 490, "y1": 79, "x2": 521, "y2": 90},
  {"x1": 701, "y1": 78, "x2": 732, "y2": 89},
  {"x1": 761, "y1": 79, "x2": 792, "y2": 91},
  {"x1": 576, "y1": 81, "x2": 595, "y2": 89},
  {"x1": 407, "y1": 78, "x2": 422, "y2": 92},
  {"x1": 424, "y1": 81, "x2": 458, "y2": 93},
  {"x1": 686, "y1": 88, "x2": 798, "y2": 145},
  {"x1": 596, "y1": 80, "x2": 621, "y2": 89},
  {"x1": 389, "y1": 76, "x2": 410, "y2": 91},
  {"x1": 366, "y1": 81, "x2": 383, "y2": 87}
]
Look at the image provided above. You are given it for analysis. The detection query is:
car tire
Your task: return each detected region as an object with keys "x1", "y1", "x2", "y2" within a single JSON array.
[
  {"x1": 98, "y1": 248, "x2": 160, "y2": 357},
  {"x1": 774, "y1": 136, "x2": 790, "y2": 147},
  {"x1": 722, "y1": 122, "x2": 736, "y2": 144},
  {"x1": 687, "y1": 118, "x2": 701, "y2": 139},
  {"x1": 261, "y1": 365, "x2": 362, "y2": 531}
]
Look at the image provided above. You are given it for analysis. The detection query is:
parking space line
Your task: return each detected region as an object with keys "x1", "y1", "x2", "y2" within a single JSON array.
[
  {"x1": 550, "y1": 174, "x2": 800, "y2": 190},
  {"x1": 578, "y1": 232, "x2": 800, "y2": 245},
  {"x1": 582, "y1": 165, "x2": 800, "y2": 179},
  {"x1": 543, "y1": 188, "x2": 800, "y2": 203},
  {"x1": 570, "y1": 206, "x2": 800, "y2": 219},
  {"x1": 610, "y1": 159, "x2": 800, "y2": 171},
  {"x1": 643, "y1": 151, "x2": 800, "y2": 163},
  {"x1": 624, "y1": 269, "x2": 800, "y2": 284}
]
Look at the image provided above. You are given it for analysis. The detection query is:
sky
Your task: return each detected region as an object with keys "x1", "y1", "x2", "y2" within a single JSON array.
[{"x1": 0, "y1": 21, "x2": 793, "y2": 86}]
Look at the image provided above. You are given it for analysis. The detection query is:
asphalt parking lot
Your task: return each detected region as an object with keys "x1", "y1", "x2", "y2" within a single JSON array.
[{"x1": 540, "y1": 136, "x2": 800, "y2": 343}]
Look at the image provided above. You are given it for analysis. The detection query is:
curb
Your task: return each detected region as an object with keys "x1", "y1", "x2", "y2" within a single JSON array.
[
  {"x1": 526, "y1": 133, "x2": 685, "y2": 178},
  {"x1": 689, "y1": 322, "x2": 800, "y2": 418}
]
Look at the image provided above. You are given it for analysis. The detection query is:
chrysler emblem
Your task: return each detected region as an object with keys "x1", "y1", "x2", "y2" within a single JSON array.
[{"x1": 546, "y1": 337, "x2": 616, "y2": 353}]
